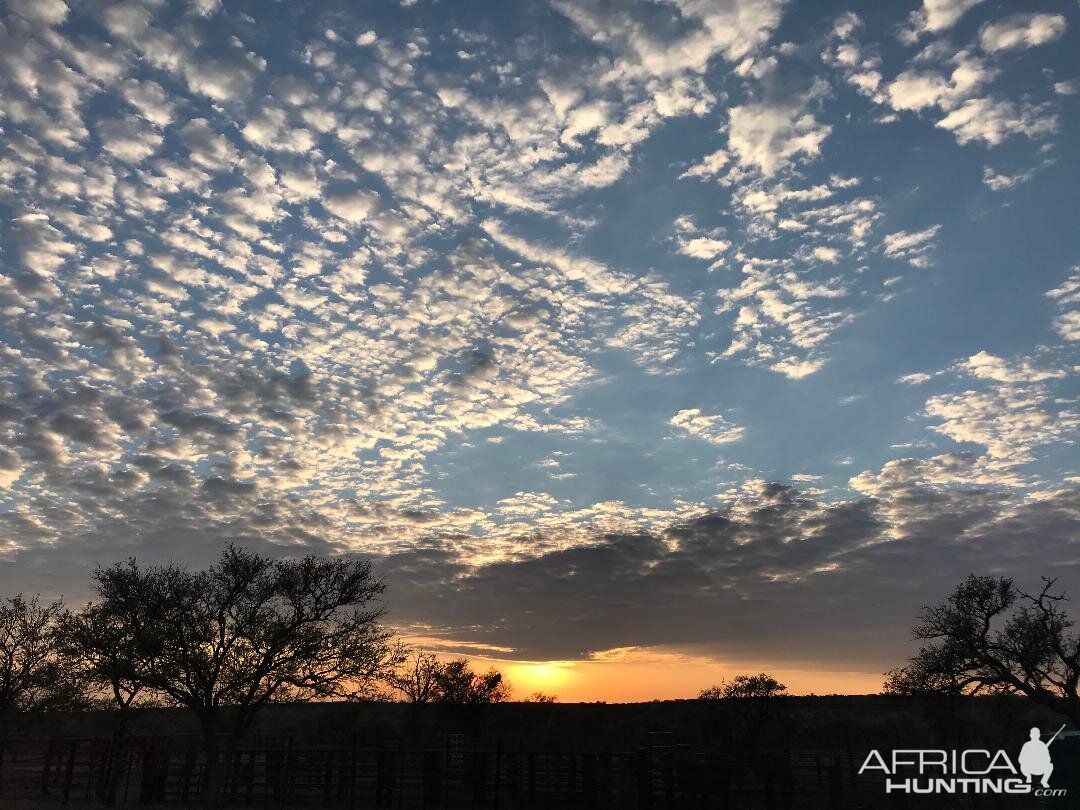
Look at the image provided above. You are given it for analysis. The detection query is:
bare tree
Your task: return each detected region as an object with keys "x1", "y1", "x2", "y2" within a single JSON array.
[
  {"x1": 58, "y1": 603, "x2": 144, "y2": 714},
  {"x1": 92, "y1": 545, "x2": 400, "y2": 807},
  {"x1": 0, "y1": 595, "x2": 84, "y2": 793},
  {"x1": 387, "y1": 650, "x2": 442, "y2": 704},
  {"x1": 0, "y1": 595, "x2": 83, "y2": 723},
  {"x1": 57, "y1": 602, "x2": 148, "y2": 805},
  {"x1": 885, "y1": 574, "x2": 1080, "y2": 725}
]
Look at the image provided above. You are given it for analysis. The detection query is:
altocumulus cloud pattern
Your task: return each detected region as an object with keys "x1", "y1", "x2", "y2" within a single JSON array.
[{"x1": 0, "y1": 0, "x2": 1077, "y2": 671}]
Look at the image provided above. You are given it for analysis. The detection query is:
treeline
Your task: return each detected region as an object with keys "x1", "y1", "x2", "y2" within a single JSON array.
[{"x1": 0, "y1": 545, "x2": 511, "y2": 806}]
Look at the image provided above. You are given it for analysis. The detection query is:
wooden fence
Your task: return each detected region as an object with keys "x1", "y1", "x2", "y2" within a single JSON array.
[{"x1": 0, "y1": 735, "x2": 1041, "y2": 809}]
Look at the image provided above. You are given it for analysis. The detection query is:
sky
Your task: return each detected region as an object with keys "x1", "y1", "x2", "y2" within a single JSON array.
[{"x1": 0, "y1": 0, "x2": 1077, "y2": 701}]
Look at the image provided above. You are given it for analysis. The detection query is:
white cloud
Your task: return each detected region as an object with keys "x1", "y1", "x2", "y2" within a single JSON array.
[
  {"x1": 673, "y1": 215, "x2": 729, "y2": 263},
  {"x1": 849, "y1": 452, "x2": 1019, "y2": 494},
  {"x1": 680, "y1": 148, "x2": 729, "y2": 180},
  {"x1": 897, "y1": 372, "x2": 934, "y2": 385},
  {"x1": 97, "y1": 116, "x2": 163, "y2": 163},
  {"x1": 323, "y1": 189, "x2": 381, "y2": 224},
  {"x1": 885, "y1": 52, "x2": 995, "y2": 113},
  {"x1": 961, "y1": 351, "x2": 1065, "y2": 384},
  {"x1": 903, "y1": 0, "x2": 986, "y2": 39},
  {"x1": 936, "y1": 97, "x2": 1057, "y2": 146},
  {"x1": 180, "y1": 118, "x2": 240, "y2": 169},
  {"x1": 553, "y1": 0, "x2": 786, "y2": 78},
  {"x1": 1046, "y1": 269, "x2": 1080, "y2": 341},
  {"x1": 882, "y1": 225, "x2": 940, "y2": 266},
  {"x1": 925, "y1": 386, "x2": 1076, "y2": 463},
  {"x1": 979, "y1": 13, "x2": 1067, "y2": 53},
  {"x1": 982, "y1": 166, "x2": 1033, "y2": 191},
  {"x1": 811, "y1": 246, "x2": 840, "y2": 263},
  {"x1": 6, "y1": 0, "x2": 68, "y2": 26},
  {"x1": 727, "y1": 101, "x2": 831, "y2": 177},
  {"x1": 670, "y1": 409, "x2": 745, "y2": 445},
  {"x1": 121, "y1": 79, "x2": 176, "y2": 127},
  {"x1": 887, "y1": 71, "x2": 951, "y2": 111}
]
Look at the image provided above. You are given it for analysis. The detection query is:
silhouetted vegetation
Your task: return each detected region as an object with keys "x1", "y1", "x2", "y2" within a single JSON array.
[
  {"x1": 699, "y1": 673, "x2": 787, "y2": 749},
  {"x1": 429, "y1": 659, "x2": 511, "y2": 705},
  {"x1": 523, "y1": 691, "x2": 558, "y2": 703},
  {"x1": 3, "y1": 566, "x2": 1078, "y2": 807},
  {"x1": 885, "y1": 574, "x2": 1080, "y2": 725},
  {"x1": 1, "y1": 546, "x2": 400, "y2": 807},
  {"x1": 386, "y1": 652, "x2": 510, "y2": 705},
  {"x1": 0, "y1": 595, "x2": 86, "y2": 741}
]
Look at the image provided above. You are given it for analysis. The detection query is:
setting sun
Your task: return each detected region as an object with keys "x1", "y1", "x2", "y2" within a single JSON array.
[
  {"x1": 504, "y1": 662, "x2": 576, "y2": 695},
  {"x1": 0, "y1": 0, "x2": 1077, "y2": 805}
]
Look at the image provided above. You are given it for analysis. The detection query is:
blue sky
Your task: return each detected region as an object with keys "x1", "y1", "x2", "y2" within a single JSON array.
[{"x1": 0, "y1": 0, "x2": 1077, "y2": 692}]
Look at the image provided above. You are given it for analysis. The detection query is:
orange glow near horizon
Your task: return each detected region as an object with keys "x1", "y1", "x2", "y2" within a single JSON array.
[{"x1": 406, "y1": 639, "x2": 885, "y2": 702}]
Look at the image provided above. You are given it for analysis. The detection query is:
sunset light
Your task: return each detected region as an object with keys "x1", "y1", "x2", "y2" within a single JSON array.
[{"x1": 0, "y1": 0, "x2": 1077, "y2": 805}]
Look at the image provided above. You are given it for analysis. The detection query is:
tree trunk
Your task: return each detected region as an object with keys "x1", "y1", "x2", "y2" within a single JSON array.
[{"x1": 104, "y1": 711, "x2": 128, "y2": 807}]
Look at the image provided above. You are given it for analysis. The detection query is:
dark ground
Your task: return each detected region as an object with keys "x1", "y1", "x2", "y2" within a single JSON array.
[{"x1": 4, "y1": 696, "x2": 1077, "y2": 809}]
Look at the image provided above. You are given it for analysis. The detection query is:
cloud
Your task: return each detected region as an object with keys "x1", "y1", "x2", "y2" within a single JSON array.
[
  {"x1": 982, "y1": 166, "x2": 1034, "y2": 191},
  {"x1": 552, "y1": 0, "x2": 786, "y2": 77},
  {"x1": 960, "y1": 351, "x2": 1065, "y2": 384},
  {"x1": 727, "y1": 100, "x2": 831, "y2": 177},
  {"x1": 903, "y1": 0, "x2": 986, "y2": 40},
  {"x1": 324, "y1": 189, "x2": 381, "y2": 224},
  {"x1": 121, "y1": 79, "x2": 176, "y2": 127},
  {"x1": 882, "y1": 225, "x2": 940, "y2": 266},
  {"x1": 6, "y1": 0, "x2": 69, "y2": 26},
  {"x1": 672, "y1": 215, "x2": 730, "y2": 263},
  {"x1": 1046, "y1": 269, "x2": 1080, "y2": 342},
  {"x1": 97, "y1": 116, "x2": 163, "y2": 163},
  {"x1": 925, "y1": 386, "x2": 1076, "y2": 464},
  {"x1": 180, "y1": 117, "x2": 240, "y2": 169},
  {"x1": 935, "y1": 97, "x2": 1057, "y2": 146},
  {"x1": 979, "y1": 13, "x2": 1067, "y2": 53},
  {"x1": 670, "y1": 409, "x2": 745, "y2": 445},
  {"x1": 373, "y1": 480, "x2": 1080, "y2": 664},
  {"x1": 879, "y1": 45, "x2": 1058, "y2": 148}
]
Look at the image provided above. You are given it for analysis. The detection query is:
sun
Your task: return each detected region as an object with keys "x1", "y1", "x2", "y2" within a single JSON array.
[{"x1": 505, "y1": 662, "x2": 575, "y2": 694}]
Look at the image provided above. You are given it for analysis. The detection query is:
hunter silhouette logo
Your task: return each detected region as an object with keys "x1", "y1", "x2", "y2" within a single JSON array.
[
  {"x1": 860, "y1": 724, "x2": 1069, "y2": 797},
  {"x1": 1018, "y1": 725, "x2": 1064, "y2": 789}
]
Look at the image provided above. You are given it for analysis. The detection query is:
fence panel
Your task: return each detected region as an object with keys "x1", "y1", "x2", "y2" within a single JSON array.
[{"x1": 0, "y1": 736, "x2": 1043, "y2": 808}]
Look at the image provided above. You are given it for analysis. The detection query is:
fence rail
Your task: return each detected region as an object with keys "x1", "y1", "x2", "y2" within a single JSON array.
[{"x1": 0, "y1": 735, "x2": 1038, "y2": 808}]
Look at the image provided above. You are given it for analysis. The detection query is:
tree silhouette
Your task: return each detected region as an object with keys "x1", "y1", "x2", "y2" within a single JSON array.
[
  {"x1": 57, "y1": 602, "x2": 148, "y2": 804},
  {"x1": 432, "y1": 659, "x2": 511, "y2": 704},
  {"x1": 885, "y1": 574, "x2": 1080, "y2": 725},
  {"x1": 0, "y1": 595, "x2": 85, "y2": 791},
  {"x1": 0, "y1": 595, "x2": 84, "y2": 721},
  {"x1": 387, "y1": 653, "x2": 512, "y2": 705},
  {"x1": 387, "y1": 650, "x2": 442, "y2": 704},
  {"x1": 92, "y1": 545, "x2": 399, "y2": 807},
  {"x1": 523, "y1": 691, "x2": 558, "y2": 703},
  {"x1": 699, "y1": 673, "x2": 787, "y2": 749}
]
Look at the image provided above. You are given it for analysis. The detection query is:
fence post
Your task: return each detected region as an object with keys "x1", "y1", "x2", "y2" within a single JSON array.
[
  {"x1": 41, "y1": 739, "x2": 57, "y2": 796},
  {"x1": 286, "y1": 735, "x2": 296, "y2": 805},
  {"x1": 496, "y1": 739, "x2": 504, "y2": 809},
  {"x1": 349, "y1": 733, "x2": 358, "y2": 810},
  {"x1": 62, "y1": 739, "x2": 76, "y2": 805}
]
